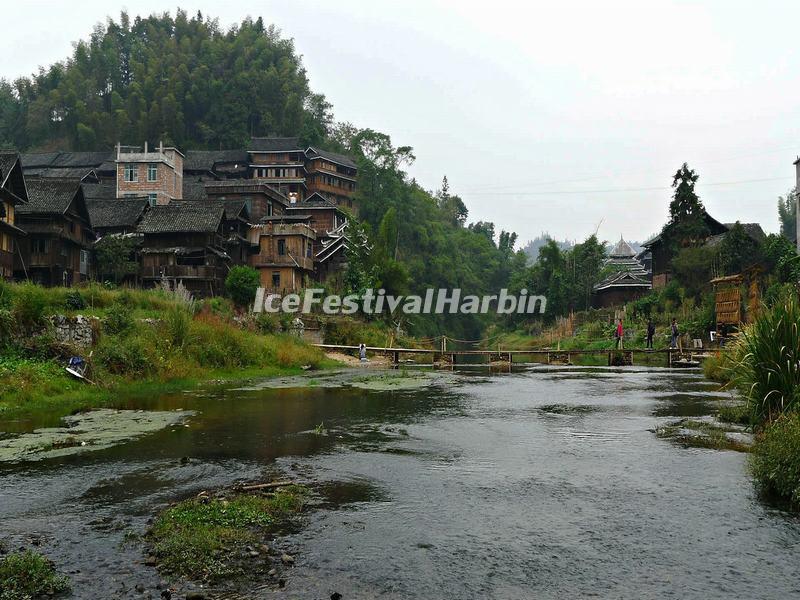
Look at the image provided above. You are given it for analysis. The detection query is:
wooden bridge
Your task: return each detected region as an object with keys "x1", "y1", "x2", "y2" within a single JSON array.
[{"x1": 314, "y1": 344, "x2": 694, "y2": 368}]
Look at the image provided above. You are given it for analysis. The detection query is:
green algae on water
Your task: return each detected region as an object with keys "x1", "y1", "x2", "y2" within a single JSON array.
[{"x1": 0, "y1": 408, "x2": 194, "y2": 462}]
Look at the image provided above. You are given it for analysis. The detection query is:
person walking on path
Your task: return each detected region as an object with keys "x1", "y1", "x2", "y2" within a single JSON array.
[
  {"x1": 615, "y1": 319, "x2": 624, "y2": 349},
  {"x1": 670, "y1": 318, "x2": 679, "y2": 349},
  {"x1": 646, "y1": 319, "x2": 655, "y2": 349},
  {"x1": 359, "y1": 343, "x2": 368, "y2": 362}
]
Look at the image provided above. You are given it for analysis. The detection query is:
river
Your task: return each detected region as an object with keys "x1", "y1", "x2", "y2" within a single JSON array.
[{"x1": 2, "y1": 366, "x2": 800, "y2": 599}]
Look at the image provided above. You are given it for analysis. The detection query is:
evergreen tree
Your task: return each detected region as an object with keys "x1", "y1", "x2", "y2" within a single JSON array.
[{"x1": 661, "y1": 163, "x2": 710, "y2": 257}]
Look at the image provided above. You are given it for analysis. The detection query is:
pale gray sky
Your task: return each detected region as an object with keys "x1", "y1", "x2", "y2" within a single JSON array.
[{"x1": 2, "y1": 0, "x2": 798, "y2": 245}]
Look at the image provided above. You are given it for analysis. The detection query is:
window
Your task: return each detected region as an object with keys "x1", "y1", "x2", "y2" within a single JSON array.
[
  {"x1": 79, "y1": 249, "x2": 90, "y2": 276},
  {"x1": 148, "y1": 193, "x2": 158, "y2": 207},
  {"x1": 272, "y1": 271, "x2": 280, "y2": 288},
  {"x1": 277, "y1": 239, "x2": 286, "y2": 256},
  {"x1": 267, "y1": 202, "x2": 273, "y2": 217},
  {"x1": 31, "y1": 238, "x2": 48, "y2": 254},
  {"x1": 0, "y1": 203, "x2": 5, "y2": 220},
  {"x1": 306, "y1": 241, "x2": 312, "y2": 258},
  {"x1": 124, "y1": 164, "x2": 138, "y2": 182},
  {"x1": 147, "y1": 163, "x2": 158, "y2": 181}
]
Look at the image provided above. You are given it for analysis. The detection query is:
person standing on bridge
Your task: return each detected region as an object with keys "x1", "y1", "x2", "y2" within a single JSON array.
[
  {"x1": 646, "y1": 319, "x2": 655, "y2": 349},
  {"x1": 615, "y1": 318, "x2": 624, "y2": 349},
  {"x1": 670, "y1": 318, "x2": 679, "y2": 349}
]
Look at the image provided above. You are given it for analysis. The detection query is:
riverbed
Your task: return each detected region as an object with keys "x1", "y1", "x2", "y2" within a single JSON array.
[{"x1": 2, "y1": 366, "x2": 800, "y2": 599}]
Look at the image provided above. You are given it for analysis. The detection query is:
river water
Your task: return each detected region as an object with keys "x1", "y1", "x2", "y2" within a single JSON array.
[{"x1": 2, "y1": 366, "x2": 800, "y2": 599}]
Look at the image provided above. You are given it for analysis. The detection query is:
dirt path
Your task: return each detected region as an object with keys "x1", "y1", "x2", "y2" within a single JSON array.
[{"x1": 325, "y1": 350, "x2": 392, "y2": 368}]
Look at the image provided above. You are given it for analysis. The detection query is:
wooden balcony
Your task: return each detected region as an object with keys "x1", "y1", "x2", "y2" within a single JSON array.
[
  {"x1": 140, "y1": 264, "x2": 227, "y2": 280},
  {"x1": 250, "y1": 254, "x2": 314, "y2": 271}
]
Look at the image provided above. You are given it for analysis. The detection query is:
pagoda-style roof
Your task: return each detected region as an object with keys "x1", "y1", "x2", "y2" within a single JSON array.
[
  {"x1": 609, "y1": 236, "x2": 636, "y2": 258},
  {"x1": 593, "y1": 270, "x2": 652, "y2": 293}
]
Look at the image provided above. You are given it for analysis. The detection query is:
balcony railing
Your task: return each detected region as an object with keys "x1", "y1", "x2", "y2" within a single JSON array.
[
  {"x1": 141, "y1": 264, "x2": 226, "y2": 280},
  {"x1": 250, "y1": 254, "x2": 314, "y2": 271}
]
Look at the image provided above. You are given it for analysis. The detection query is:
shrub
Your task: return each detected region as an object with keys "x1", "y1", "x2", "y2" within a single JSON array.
[
  {"x1": 0, "y1": 550, "x2": 70, "y2": 599},
  {"x1": 163, "y1": 305, "x2": 192, "y2": 348},
  {"x1": 64, "y1": 289, "x2": 86, "y2": 310},
  {"x1": 104, "y1": 301, "x2": 135, "y2": 335},
  {"x1": 225, "y1": 266, "x2": 260, "y2": 307},
  {"x1": 95, "y1": 333, "x2": 154, "y2": 377},
  {"x1": 733, "y1": 295, "x2": 800, "y2": 423},
  {"x1": 11, "y1": 283, "x2": 48, "y2": 331},
  {"x1": 750, "y1": 413, "x2": 800, "y2": 505},
  {"x1": 254, "y1": 312, "x2": 281, "y2": 334}
]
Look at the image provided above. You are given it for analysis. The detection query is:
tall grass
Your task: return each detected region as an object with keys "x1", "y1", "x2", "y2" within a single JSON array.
[{"x1": 733, "y1": 295, "x2": 800, "y2": 424}]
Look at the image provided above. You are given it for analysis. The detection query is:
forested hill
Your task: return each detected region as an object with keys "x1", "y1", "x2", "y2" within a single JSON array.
[
  {"x1": 0, "y1": 10, "x2": 529, "y2": 339},
  {"x1": 0, "y1": 12, "x2": 329, "y2": 151}
]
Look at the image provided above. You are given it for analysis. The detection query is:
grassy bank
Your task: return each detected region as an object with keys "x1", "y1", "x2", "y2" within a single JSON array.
[
  {"x1": 147, "y1": 485, "x2": 307, "y2": 582},
  {"x1": 0, "y1": 550, "x2": 70, "y2": 599},
  {"x1": 0, "y1": 282, "x2": 335, "y2": 424},
  {"x1": 706, "y1": 292, "x2": 800, "y2": 507}
]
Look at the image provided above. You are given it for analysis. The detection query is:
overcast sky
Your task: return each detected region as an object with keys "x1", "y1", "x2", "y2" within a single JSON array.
[{"x1": 3, "y1": 1, "x2": 799, "y2": 245}]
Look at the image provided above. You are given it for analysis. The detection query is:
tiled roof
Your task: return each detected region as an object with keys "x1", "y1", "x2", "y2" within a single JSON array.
[
  {"x1": 17, "y1": 178, "x2": 82, "y2": 215},
  {"x1": 609, "y1": 236, "x2": 636, "y2": 258},
  {"x1": 171, "y1": 199, "x2": 248, "y2": 221},
  {"x1": 138, "y1": 204, "x2": 224, "y2": 234},
  {"x1": 182, "y1": 180, "x2": 209, "y2": 201},
  {"x1": 0, "y1": 152, "x2": 19, "y2": 186},
  {"x1": 82, "y1": 182, "x2": 118, "y2": 200},
  {"x1": 184, "y1": 150, "x2": 249, "y2": 171},
  {"x1": 21, "y1": 151, "x2": 113, "y2": 169},
  {"x1": 594, "y1": 270, "x2": 652, "y2": 292},
  {"x1": 86, "y1": 198, "x2": 149, "y2": 230},
  {"x1": 305, "y1": 146, "x2": 358, "y2": 169},
  {"x1": 296, "y1": 192, "x2": 338, "y2": 209},
  {"x1": 249, "y1": 137, "x2": 302, "y2": 152}
]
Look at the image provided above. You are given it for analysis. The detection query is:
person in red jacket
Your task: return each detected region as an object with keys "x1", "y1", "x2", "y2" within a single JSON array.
[{"x1": 615, "y1": 318, "x2": 624, "y2": 349}]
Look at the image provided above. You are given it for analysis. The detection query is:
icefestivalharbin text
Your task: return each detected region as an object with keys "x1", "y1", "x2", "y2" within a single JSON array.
[{"x1": 252, "y1": 288, "x2": 546, "y2": 315}]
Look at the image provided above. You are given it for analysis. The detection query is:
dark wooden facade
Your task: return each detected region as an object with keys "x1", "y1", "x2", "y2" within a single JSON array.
[
  {"x1": 137, "y1": 204, "x2": 230, "y2": 296},
  {"x1": 15, "y1": 178, "x2": 94, "y2": 286},
  {"x1": 0, "y1": 153, "x2": 29, "y2": 280},
  {"x1": 249, "y1": 216, "x2": 316, "y2": 293}
]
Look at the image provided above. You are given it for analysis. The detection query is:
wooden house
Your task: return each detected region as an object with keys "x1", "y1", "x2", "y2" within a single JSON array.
[
  {"x1": 14, "y1": 178, "x2": 95, "y2": 286},
  {"x1": 304, "y1": 146, "x2": 358, "y2": 210},
  {"x1": 137, "y1": 204, "x2": 230, "y2": 296},
  {"x1": 0, "y1": 152, "x2": 28, "y2": 280},
  {"x1": 641, "y1": 212, "x2": 729, "y2": 288},
  {"x1": 183, "y1": 150, "x2": 249, "y2": 181},
  {"x1": 203, "y1": 180, "x2": 289, "y2": 223},
  {"x1": 249, "y1": 215, "x2": 316, "y2": 293},
  {"x1": 248, "y1": 137, "x2": 308, "y2": 202},
  {"x1": 171, "y1": 199, "x2": 254, "y2": 266}
]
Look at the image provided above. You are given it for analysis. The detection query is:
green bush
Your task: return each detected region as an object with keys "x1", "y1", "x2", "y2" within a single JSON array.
[
  {"x1": 104, "y1": 301, "x2": 135, "y2": 335},
  {"x1": 0, "y1": 550, "x2": 70, "y2": 599},
  {"x1": 11, "y1": 283, "x2": 48, "y2": 331},
  {"x1": 734, "y1": 295, "x2": 800, "y2": 423},
  {"x1": 255, "y1": 312, "x2": 281, "y2": 334},
  {"x1": 750, "y1": 413, "x2": 800, "y2": 505},
  {"x1": 225, "y1": 266, "x2": 260, "y2": 307},
  {"x1": 163, "y1": 305, "x2": 192, "y2": 348},
  {"x1": 64, "y1": 290, "x2": 86, "y2": 310},
  {"x1": 95, "y1": 333, "x2": 155, "y2": 376}
]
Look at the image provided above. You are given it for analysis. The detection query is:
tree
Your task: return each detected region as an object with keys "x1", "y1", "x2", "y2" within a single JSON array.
[
  {"x1": 778, "y1": 187, "x2": 797, "y2": 242},
  {"x1": 716, "y1": 222, "x2": 763, "y2": 276},
  {"x1": 94, "y1": 235, "x2": 138, "y2": 283},
  {"x1": 662, "y1": 163, "x2": 710, "y2": 255},
  {"x1": 225, "y1": 266, "x2": 260, "y2": 307}
]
